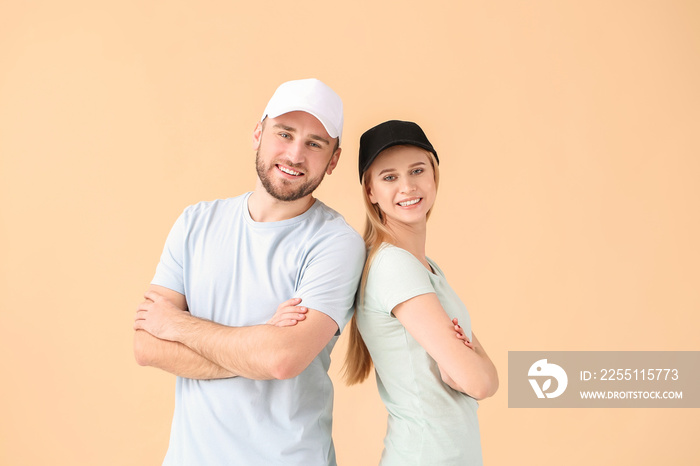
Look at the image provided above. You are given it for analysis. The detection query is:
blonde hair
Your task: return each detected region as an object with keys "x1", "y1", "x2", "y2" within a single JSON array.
[{"x1": 343, "y1": 148, "x2": 440, "y2": 385}]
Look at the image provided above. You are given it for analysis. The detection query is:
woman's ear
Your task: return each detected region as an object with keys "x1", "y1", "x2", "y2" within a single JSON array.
[{"x1": 366, "y1": 183, "x2": 377, "y2": 204}]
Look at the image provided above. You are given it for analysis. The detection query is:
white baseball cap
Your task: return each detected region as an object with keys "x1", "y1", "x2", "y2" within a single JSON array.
[{"x1": 261, "y1": 78, "x2": 344, "y2": 143}]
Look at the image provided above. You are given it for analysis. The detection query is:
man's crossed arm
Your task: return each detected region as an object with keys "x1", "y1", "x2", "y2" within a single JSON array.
[{"x1": 133, "y1": 285, "x2": 337, "y2": 380}]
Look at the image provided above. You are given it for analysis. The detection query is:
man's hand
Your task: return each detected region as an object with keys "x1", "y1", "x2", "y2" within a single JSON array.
[
  {"x1": 134, "y1": 290, "x2": 190, "y2": 341},
  {"x1": 267, "y1": 298, "x2": 308, "y2": 327},
  {"x1": 134, "y1": 287, "x2": 337, "y2": 380}
]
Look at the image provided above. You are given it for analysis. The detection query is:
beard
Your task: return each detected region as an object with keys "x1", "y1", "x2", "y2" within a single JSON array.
[{"x1": 255, "y1": 152, "x2": 327, "y2": 202}]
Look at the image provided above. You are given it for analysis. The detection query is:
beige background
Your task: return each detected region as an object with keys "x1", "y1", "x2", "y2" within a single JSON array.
[{"x1": 1, "y1": 1, "x2": 698, "y2": 465}]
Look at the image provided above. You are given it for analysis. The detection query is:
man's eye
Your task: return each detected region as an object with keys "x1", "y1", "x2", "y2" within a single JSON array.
[
  {"x1": 279, "y1": 132, "x2": 291, "y2": 139},
  {"x1": 309, "y1": 142, "x2": 321, "y2": 148}
]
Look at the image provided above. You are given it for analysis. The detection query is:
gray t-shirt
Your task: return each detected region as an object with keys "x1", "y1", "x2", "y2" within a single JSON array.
[
  {"x1": 152, "y1": 192, "x2": 365, "y2": 466},
  {"x1": 356, "y1": 243, "x2": 482, "y2": 466}
]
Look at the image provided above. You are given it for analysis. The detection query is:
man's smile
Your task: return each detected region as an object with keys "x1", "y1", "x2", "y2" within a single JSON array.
[{"x1": 276, "y1": 164, "x2": 304, "y2": 177}]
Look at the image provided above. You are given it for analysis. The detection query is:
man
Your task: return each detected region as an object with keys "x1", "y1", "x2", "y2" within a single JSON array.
[{"x1": 133, "y1": 78, "x2": 365, "y2": 465}]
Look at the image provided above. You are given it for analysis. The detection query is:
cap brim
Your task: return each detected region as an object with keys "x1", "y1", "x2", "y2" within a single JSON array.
[
  {"x1": 264, "y1": 107, "x2": 340, "y2": 141},
  {"x1": 360, "y1": 140, "x2": 436, "y2": 181}
]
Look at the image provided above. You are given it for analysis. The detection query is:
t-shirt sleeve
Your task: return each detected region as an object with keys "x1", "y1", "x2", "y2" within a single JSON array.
[
  {"x1": 151, "y1": 209, "x2": 187, "y2": 295},
  {"x1": 293, "y1": 231, "x2": 366, "y2": 335},
  {"x1": 365, "y1": 246, "x2": 436, "y2": 316}
]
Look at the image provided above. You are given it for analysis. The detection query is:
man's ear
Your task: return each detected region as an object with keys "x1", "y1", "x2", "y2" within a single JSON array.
[
  {"x1": 252, "y1": 121, "x2": 263, "y2": 150},
  {"x1": 325, "y1": 146, "x2": 342, "y2": 175}
]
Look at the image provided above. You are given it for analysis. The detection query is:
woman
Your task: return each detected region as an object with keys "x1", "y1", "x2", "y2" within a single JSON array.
[{"x1": 344, "y1": 120, "x2": 498, "y2": 465}]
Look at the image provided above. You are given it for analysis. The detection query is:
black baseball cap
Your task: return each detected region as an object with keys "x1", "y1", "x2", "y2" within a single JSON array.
[{"x1": 358, "y1": 120, "x2": 438, "y2": 183}]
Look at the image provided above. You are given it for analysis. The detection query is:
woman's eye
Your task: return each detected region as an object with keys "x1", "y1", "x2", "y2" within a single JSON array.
[
  {"x1": 383, "y1": 175, "x2": 396, "y2": 181},
  {"x1": 412, "y1": 168, "x2": 424, "y2": 175}
]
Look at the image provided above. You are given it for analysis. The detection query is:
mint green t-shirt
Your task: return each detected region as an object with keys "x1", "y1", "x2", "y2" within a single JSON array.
[{"x1": 356, "y1": 244, "x2": 482, "y2": 466}]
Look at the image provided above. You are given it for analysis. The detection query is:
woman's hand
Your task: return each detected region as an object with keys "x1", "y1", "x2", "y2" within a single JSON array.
[
  {"x1": 452, "y1": 318, "x2": 474, "y2": 349},
  {"x1": 439, "y1": 318, "x2": 475, "y2": 389},
  {"x1": 266, "y1": 298, "x2": 308, "y2": 327}
]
